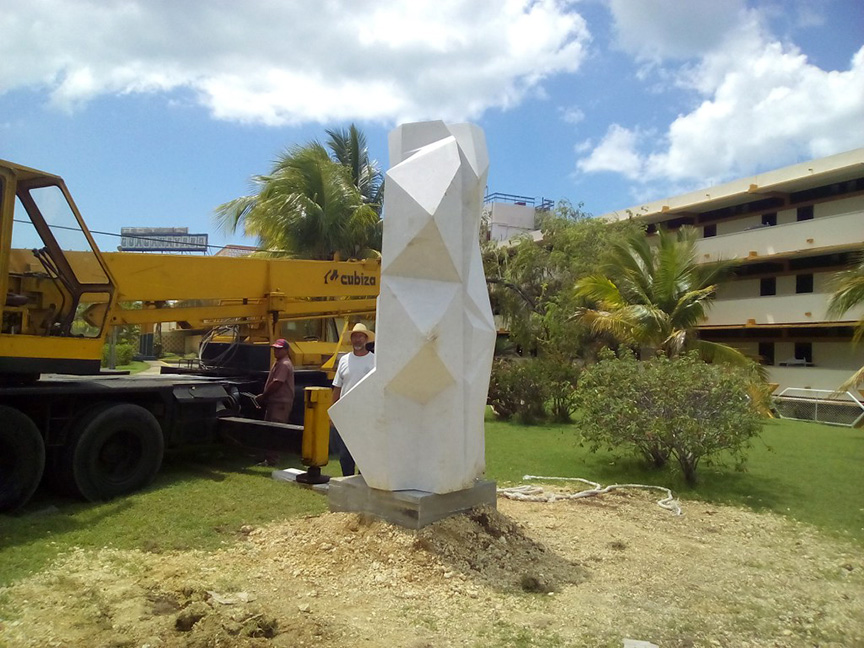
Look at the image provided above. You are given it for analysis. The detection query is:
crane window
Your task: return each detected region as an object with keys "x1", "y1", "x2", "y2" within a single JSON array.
[{"x1": 26, "y1": 186, "x2": 109, "y2": 285}]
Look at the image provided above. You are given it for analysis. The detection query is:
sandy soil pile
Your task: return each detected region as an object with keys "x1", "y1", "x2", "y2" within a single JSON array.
[{"x1": 1, "y1": 489, "x2": 862, "y2": 647}]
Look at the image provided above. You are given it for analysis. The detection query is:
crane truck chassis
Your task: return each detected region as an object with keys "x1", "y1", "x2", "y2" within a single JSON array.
[{"x1": 0, "y1": 159, "x2": 380, "y2": 512}]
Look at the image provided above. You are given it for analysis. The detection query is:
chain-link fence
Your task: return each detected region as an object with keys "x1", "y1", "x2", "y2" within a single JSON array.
[{"x1": 774, "y1": 388, "x2": 864, "y2": 427}]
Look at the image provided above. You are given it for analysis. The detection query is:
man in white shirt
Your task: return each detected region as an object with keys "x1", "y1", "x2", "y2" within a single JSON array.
[{"x1": 331, "y1": 323, "x2": 375, "y2": 475}]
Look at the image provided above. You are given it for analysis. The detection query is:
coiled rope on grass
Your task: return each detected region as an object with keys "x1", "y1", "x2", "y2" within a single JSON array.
[{"x1": 497, "y1": 475, "x2": 682, "y2": 516}]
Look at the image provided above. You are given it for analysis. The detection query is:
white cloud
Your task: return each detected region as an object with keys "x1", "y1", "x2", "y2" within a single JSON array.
[
  {"x1": 560, "y1": 106, "x2": 585, "y2": 124},
  {"x1": 0, "y1": 0, "x2": 590, "y2": 125},
  {"x1": 578, "y1": 8, "x2": 864, "y2": 190},
  {"x1": 608, "y1": 0, "x2": 746, "y2": 61},
  {"x1": 577, "y1": 124, "x2": 644, "y2": 177}
]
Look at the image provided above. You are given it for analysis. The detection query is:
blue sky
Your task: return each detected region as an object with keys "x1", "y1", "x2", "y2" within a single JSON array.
[{"x1": 1, "y1": 0, "x2": 862, "y2": 251}]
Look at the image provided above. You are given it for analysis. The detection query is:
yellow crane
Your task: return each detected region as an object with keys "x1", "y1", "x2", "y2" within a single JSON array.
[{"x1": 0, "y1": 158, "x2": 380, "y2": 511}]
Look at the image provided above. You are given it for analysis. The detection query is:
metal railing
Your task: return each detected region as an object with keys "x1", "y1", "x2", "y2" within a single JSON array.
[
  {"x1": 774, "y1": 388, "x2": 864, "y2": 427},
  {"x1": 484, "y1": 193, "x2": 555, "y2": 210}
]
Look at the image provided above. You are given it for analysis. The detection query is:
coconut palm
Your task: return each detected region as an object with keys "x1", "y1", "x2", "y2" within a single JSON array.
[
  {"x1": 573, "y1": 226, "x2": 749, "y2": 365},
  {"x1": 326, "y1": 124, "x2": 384, "y2": 213},
  {"x1": 216, "y1": 125, "x2": 382, "y2": 260},
  {"x1": 826, "y1": 254, "x2": 864, "y2": 389}
]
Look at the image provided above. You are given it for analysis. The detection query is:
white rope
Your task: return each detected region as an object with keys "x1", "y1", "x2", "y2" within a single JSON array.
[{"x1": 497, "y1": 474, "x2": 682, "y2": 516}]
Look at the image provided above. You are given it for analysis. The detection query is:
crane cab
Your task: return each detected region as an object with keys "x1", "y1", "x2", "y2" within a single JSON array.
[{"x1": 0, "y1": 160, "x2": 116, "y2": 378}]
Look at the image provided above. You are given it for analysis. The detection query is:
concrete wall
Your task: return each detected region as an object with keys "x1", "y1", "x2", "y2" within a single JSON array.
[
  {"x1": 710, "y1": 267, "x2": 864, "y2": 326},
  {"x1": 707, "y1": 292, "x2": 864, "y2": 326},
  {"x1": 697, "y1": 198, "x2": 864, "y2": 263},
  {"x1": 707, "y1": 196, "x2": 861, "y2": 239},
  {"x1": 719, "y1": 340, "x2": 864, "y2": 391}
]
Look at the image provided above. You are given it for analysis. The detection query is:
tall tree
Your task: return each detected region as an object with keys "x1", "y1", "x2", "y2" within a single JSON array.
[
  {"x1": 572, "y1": 225, "x2": 749, "y2": 365},
  {"x1": 826, "y1": 254, "x2": 864, "y2": 388},
  {"x1": 216, "y1": 125, "x2": 382, "y2": 260},
  {"x1": 484, "y1": 201, "x2": 642, "y2": 361}
]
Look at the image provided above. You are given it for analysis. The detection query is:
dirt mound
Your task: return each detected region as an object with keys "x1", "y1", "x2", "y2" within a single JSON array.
[{"x1": 1, "y1": 490, "x2": 862, "y2": 647}]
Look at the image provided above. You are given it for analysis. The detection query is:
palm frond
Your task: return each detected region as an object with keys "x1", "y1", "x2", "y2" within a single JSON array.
[
  {"x1": 695, "y1": 339, "x2": 762, "y2": 373},
  {"x1": 326, "y1": 124, "x2": 383, "y2": 209},
  {"x1": 826, "y1": 254, "x2": 864, "y2": 319},
  {"x1": 573, "y1": 275, "x2": 626, "y2": 309},
  {"x1": 664, "y1": 329, "x2": 689, "y2": 357},
  {"x1": 835, "y1": 365, "x2": 864, "y2": 392},
  {"x1": 668, "y1": 285, "x2": 717, "y2": 330},
  {"x1": 573, "y1": 307, "x2": 641, "y2": 345}
]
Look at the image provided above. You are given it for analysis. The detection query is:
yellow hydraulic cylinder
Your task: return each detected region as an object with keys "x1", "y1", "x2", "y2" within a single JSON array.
[{"x1": 302, "y1": 387, "x2": 332, "y2": 468}]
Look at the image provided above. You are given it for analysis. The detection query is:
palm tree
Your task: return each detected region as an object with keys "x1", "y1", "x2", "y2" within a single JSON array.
[
  {"x1": 572, "y1": 226, "x2": 749, "y2": 365},
  {"x1": 326, "y1": 125, "x2": 384, "y2": 213},
  {"x1": 216, "y1": 125, "x2": 383, "y2": 260},
  {"x1": 826, "y1": 255, "x2": 864, "y2": 389}
]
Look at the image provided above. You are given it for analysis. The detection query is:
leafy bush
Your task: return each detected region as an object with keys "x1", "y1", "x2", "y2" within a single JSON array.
[
  {"x1": 575, "y1": 351, "x2": 763, "y2": 484},
  {"x1": 540, "y1": 357, "x2": 580, "y2": 423},
  {"x1": 102, "y1": 342, "x2": 136, "y2": 367},
  {"x1": 488, "y1": 359, "x2": 548, "y2": 424}
]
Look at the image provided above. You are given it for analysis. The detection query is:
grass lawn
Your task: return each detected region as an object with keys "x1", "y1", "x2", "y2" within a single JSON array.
[
  {"x1": 1, "y1": 416, "x2": 861, "y2": 587},
  {"x1": 0, "y1": 448, "x2": 325, "y2": 586},
  {"x1": 105, "y1": 360, "x2": 150, "y2": 374},
  {"x1": 485, "y1": 415, "x2": 864, "y2": 542}
]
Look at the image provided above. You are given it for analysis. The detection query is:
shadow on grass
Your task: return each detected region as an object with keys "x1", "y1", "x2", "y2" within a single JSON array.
[
  {"x1": 0, "y1": 442, "x2": 331, "y2": 585},
  {"x1": 687, "y1": 463, "x2": 804, "y2": 509},
  {"x1": 586, "y1": 455, "x2": 799, "y2": 511},
  {"x1": 1, "y1": 445, "x2": 310, "y2": 550},
  {"x1": 0, "y1": 498, "x2": 134, "y2": 549}
]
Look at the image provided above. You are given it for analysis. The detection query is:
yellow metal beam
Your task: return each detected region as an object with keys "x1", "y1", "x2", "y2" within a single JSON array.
[{"x1": 102, "y1": 253, "x2": 380, "y2": 302}]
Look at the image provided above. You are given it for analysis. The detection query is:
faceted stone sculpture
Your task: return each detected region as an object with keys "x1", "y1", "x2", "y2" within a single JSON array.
[{"x1": 328, "y1": 121, "x2": 496, "y2": 494}]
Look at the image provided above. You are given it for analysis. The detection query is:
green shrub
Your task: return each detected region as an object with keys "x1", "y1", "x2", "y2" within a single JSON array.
[
  {"x1": 575, "y1": 351, "x2": 763, "y2": 484},
  {"x1": 488, "y1": 359, "x2": 518, "y2": 421},
  {"x1": 488, "y1": 358, "x2": 548, "y2": 424},
  {"x1": 540, "y1": 357, "x2": 580, "y2": 423},
  {"x1": 101, "y1": 342, "x2": 136, "y2": 367}
]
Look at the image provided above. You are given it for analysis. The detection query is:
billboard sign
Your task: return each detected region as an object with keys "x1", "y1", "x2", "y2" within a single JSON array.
[{"x1": 120, "y1": 227, "x2": 208, "y2": 253}]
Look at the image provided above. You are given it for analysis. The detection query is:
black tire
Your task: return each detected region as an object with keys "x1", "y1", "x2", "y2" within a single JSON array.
[
  {"x1": 0, "y1": 405, "x2": 45, "y2": 512},
  {"x1": 65, "y1": 403, "x2": 164, "y2": 502},
  {"x1": 0, "y1": 373, "x2": 40, "y2": 387}
]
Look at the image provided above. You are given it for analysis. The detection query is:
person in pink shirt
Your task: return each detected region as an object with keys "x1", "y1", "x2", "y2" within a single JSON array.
[{"x1": 255, "y1": 338, "x2": 295, "y2": 424}]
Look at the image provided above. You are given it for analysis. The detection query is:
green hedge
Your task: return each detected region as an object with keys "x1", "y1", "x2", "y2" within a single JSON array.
[
  {"x1": 575, "y1": 351, "x2": 763, "y2": 485},
  {"x1": 101, "y1": 342, "x2": 137, "y2": 367}
]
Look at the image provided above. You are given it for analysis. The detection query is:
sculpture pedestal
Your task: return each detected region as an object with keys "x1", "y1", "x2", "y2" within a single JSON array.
[{"x1": 328, "y1": 476, "x2": 497, "y2": 529}]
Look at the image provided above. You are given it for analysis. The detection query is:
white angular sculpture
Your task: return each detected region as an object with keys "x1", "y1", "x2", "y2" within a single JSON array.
[{"x1": 328, "y1": 120, "x2": 496, "y2": 494}]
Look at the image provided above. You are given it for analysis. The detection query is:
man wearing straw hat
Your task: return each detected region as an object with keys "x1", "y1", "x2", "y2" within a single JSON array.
[{"x1": 331, "y1": 323, "x2": 375, "y2": 475}]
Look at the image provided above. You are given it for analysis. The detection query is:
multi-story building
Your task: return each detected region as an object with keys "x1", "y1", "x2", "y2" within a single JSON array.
[
  {"x1": 600, "y1": 148, "x2": 864, "y2": 392},
  {"x1": 483, "y1": 193, "x2": 553, "y2": 243}
]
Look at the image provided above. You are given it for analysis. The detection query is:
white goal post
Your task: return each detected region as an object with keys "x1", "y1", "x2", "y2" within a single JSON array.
[{"x1": 773, "y1": 388, "x2": 864, "y2": 427}]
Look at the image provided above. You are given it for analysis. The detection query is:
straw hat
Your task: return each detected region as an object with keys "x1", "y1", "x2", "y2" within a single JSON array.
[{"x1": 349, "y1": 323, "x2": 375, "y2": 342}]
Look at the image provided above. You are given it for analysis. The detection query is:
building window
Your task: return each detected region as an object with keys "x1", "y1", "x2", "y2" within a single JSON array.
[
  {"x1": 761, "y1": 212, "x2": 777, "y2": 226},
  {"x1": 797, "y1": 205, "x2": 814, "y2": 221},
  {"x1": 760, "y1": 277, "x2": 776, "y2": 296},
  {"x1": 703, "y1": 223, "x2": 717, "y2": 238},
  {"x1": 796, "y1": 273, "x2": 814, "y2": 293},
  {"x1": 794, "y1": 342, "x2": 813, "y2": 364},
  {"x1": 758, "y1": 342, "x2": 775, "y2": 366}
]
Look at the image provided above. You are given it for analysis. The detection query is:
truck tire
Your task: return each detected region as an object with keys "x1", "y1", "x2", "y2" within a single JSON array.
[
  {"x1": 0, "y1": 406, "x2": 45, "y2": 512},
  {"x1": 65, "y1": 403, "x2": 164, "y2": 502}
]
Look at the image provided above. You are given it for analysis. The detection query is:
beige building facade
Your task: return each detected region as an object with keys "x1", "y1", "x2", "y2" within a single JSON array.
[{"x1": 601, "y1": 148, "x2": 864, "y2": 392}]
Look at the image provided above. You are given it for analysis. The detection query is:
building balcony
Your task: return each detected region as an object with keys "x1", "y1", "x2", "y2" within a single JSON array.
[
  {"x1": 696, "y1": 208, "x2": 864, "y2": 263},
  {"x1": 704, "y1": 292, "x2": 864, "y2": 327}
]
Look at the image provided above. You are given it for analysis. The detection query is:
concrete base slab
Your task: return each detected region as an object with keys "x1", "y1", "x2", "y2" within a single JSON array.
[
  {"x1": 328, "y1": 476, "x2": 497, "y2": 529},
  {"x1": 271, "y1": 468, "x2": 329, "y2": 493}
]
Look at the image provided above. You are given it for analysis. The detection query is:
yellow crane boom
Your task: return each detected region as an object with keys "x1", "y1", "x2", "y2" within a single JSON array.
[{"x1": 0, "y1": 158, "x2": 380, "y2": 377}]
